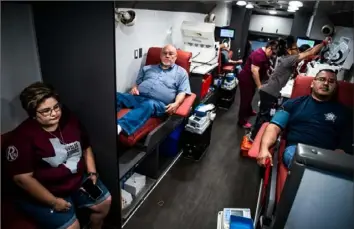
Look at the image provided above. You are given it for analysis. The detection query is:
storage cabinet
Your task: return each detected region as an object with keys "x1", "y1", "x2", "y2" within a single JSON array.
[{"x1": 249, "y1": 15, "x2": 293, "y2": 35}]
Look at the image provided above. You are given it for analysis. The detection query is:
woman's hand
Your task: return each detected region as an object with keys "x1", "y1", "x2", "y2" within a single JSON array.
[
  {"x1": 53, "y1": 198, "x2": 72, "y2": 212},
  {"x1": 89, "y1": 173, "x2": 98, "y2": 185},
  {"x1": 323, "y1": 36, "x2": 332, "y2": 46}
]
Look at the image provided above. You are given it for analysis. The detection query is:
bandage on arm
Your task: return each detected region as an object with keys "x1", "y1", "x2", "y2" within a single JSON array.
[{"x1": 270, "y1": 110, "x2": 290, "y2": 130}]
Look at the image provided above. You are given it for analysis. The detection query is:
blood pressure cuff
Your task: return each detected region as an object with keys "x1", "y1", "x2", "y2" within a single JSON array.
[{"x1": 270, "y1": 110, "x2": 290, "y2": 130}]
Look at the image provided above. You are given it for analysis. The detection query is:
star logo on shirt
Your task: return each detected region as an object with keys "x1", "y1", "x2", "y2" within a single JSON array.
[
  {"x1": 42, "y1": 138, "x2": 82, "y2": 173},
  {"x1": 324, "y1": 112, "x2": 337, "y2": 123}
]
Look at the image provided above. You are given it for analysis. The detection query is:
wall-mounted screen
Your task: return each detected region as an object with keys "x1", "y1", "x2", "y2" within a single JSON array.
[
  {"x1": 297, "y1": 38, "x2": 316, "y2": 48},
  {"x1": 220, "y1": 28, "x2": 235, "y2": 39}
]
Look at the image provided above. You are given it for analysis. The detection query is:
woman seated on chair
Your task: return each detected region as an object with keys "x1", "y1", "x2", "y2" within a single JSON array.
[
  {"x1": 4, "y1": 82, "x2": 111, "y2": 229},
  {"x1": 220, "y1": 43, "x2": 243, "y2": 66}
]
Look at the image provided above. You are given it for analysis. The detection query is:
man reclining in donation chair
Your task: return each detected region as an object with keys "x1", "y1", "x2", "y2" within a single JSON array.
[
  {"x1": 257, "y1": 69, "x2": 353, "y2": 168},
  {"x1": 248, "y1": 70, "x2": 353, "y2": 226},
  {"x1": 116, "y1": 44, "x2": 196, "y2": 147}
]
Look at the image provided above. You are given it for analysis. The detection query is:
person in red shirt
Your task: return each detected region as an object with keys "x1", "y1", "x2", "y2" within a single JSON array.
[
  {"x1": 237, "y1": 40, "x2": 278, "y2": 128},
  {"x1": 4, "y1": 82, "x2": 111, "y2": 229}
]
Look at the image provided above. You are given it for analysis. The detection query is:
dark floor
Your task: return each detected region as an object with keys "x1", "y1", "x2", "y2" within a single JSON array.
[{"x1": 124, "y1": 88, "x2": 261, "y2": 229}]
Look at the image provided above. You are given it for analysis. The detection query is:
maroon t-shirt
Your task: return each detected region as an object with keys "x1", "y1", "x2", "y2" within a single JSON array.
[
  {"x1": 238, "y1": 48, "x2": 270, "y2": 84},
  {"x1": 4, "y1": 110, "x2": 89, "y2": 197}
]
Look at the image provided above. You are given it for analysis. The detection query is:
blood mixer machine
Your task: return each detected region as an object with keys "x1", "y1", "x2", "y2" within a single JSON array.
[
  {"x1": 304, "y1": 36, "x2": 352, "y2": 77},
  {"x1": 180, "y1": 21, "x2": 219, "y2": 66}
]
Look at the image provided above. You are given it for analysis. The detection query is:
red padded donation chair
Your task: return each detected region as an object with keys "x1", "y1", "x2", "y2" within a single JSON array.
[
  {"x1": 1, "y1": 132, "x2": 38, "y2": 229},
  {"x1": 217, "y1": 48, "x2": 234, "y2": 74},
  {"x1": 117, "y1": 47, "x2": 196, "y2": 148},
  {"x1": 247, "y1": 76, "x2": 354, "y2": 227}
]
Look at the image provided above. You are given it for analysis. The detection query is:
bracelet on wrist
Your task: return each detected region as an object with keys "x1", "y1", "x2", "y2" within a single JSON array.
[
  {"x1": 322, "y1": 40, "x2": 328, "y2": 46},
  {"x1": 50, "y1": 197, "x2": 57, "y2": 208}
]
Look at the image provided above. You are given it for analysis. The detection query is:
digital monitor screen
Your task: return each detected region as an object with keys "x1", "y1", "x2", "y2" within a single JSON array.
[
  {"x1": 220, "y1": 29, "x2": 235, "y2": 39},
  {"x1": 297, "y1": 38, "x2": 315, "y2": 48}
]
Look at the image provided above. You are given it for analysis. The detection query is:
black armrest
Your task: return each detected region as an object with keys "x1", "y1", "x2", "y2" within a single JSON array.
[
  {"x1": 295, "y1": 144, "x2": 354, "y2": 178},
  {"x1": 264, "y1": 136, "x2": 282, "y2": 220}
]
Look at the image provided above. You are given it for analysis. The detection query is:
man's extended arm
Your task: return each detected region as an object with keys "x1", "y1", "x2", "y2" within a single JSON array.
[
  {"x1": 175, "y1": 92, "x2": 186, "y2": 106},
  {"x1": 166, "y1": 70, "x2": 191, "y2": 115},
  {"x1": 229, "y1": 59, "x2": 243, "y2": 65},
  {"x1": 165, "y1": 93, "x2": 186, "y2": 115},
  {"x1": 298, "y1": 37, "x2": 330, "y2": 62},
  {"x1": 257, "y1": 124, "x2": 281, "y2": 166},
  {"x1": 257, "y1": 109, "x2": 291, "y2": 166},
  {"x1": 260, "y1": 124, "x2": 281, "y2": 152},
  {"x1": 251, "y1": 64, "x2": 262, "y2": 89}
]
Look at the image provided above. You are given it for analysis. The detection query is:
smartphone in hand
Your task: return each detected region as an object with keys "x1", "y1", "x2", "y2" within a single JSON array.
[{"x1": 81, "y1": 177, "x2": 103, "y2": 200}]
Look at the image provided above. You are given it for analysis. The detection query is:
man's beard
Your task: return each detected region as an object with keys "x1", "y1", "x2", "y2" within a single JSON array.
[
  {"x1": 312, "y1": 89, "x2": 333, "y2": 101},
  {"x1": 161, "y1": 61, "x2": 172, "y2": 68}
]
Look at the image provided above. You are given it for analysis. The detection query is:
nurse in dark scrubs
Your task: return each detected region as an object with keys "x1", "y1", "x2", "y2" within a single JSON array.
[
  {"x1": 249, "y1": 36, "x2": 331, "y2": 141},
  {"x1": 237, "y1": 40, "x2": 278, "y2": 128}
]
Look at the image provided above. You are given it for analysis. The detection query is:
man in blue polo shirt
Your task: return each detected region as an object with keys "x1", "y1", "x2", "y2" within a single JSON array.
[
  {"x1": 257, "y1": 69, "x2": 353, "y2": 168},
  {"x1": 116, "y1": 44, "x2": 191, "y2": 136}
]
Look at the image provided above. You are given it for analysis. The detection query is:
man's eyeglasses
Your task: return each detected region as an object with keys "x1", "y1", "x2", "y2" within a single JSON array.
[
  {"x1": 37, "y1": 103, "x2": 61, "y2": 117},
  {"x1": 315, "y1": 77, "x2": 336, "y2": 84},
  {"x1": 162, "y1": 51, "x2": 176, "y2": 56}
]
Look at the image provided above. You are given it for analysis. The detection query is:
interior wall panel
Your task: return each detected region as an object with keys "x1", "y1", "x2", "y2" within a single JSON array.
[{"x1": 31, "y1": 2, "x2": 121, "y2": 226}]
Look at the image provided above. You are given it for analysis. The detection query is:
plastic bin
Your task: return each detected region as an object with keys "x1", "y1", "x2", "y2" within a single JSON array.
[
  {"x1": 159, "y1": 124, "x2": 184, "y2": 157},
  {"x1": 230, "y1": 215, "x2": 254, "y2": 229}
]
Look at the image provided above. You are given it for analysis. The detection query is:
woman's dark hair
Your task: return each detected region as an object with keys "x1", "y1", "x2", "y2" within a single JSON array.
[
  {"x1": 277, "y1": 35, "x2": 296, "y2": 56},
  {"x1": 20, "y1": 81, "x2": 60, "y2": 117}
]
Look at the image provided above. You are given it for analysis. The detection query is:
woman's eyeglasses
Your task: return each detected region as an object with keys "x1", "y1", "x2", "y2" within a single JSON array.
[{"x1": 37, "y1": 103, "x2": 61, "y2": 117}]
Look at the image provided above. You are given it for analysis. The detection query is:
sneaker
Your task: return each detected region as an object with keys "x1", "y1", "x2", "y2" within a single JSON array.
[{"x1": 240, "y1": 135, "x2": 253, "y2": 156}]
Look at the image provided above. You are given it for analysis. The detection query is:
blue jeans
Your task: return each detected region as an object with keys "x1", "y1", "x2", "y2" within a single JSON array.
[
  {"x1": 116, "y1": 93, "x2": 166, "y2": 135},
  {"x1": 16, "y1": 175, "x2": 110, "y2": 229},
  {"x1": 283, "y1": 145, "x2": 297, "y2": 169}
]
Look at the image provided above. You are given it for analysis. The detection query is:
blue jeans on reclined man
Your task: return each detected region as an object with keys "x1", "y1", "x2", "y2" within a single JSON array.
[{"x1": 116, "y1": 92, "x2": 166, "y2": 135}]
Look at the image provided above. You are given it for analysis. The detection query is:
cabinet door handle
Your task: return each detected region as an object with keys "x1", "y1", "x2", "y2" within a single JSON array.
[
  {"x1": 261, "y1": 27, "x2": 263, "y2": 31},
  {"x1": 276, "y1": 29, "x2": 278, "y2": 33}
]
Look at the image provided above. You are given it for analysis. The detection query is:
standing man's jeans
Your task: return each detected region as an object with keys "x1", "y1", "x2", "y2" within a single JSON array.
[
  {"x1": 250, "y1": 90, "x2": 278, "y2": 140},
  {"x1": 117, "y1": 93, "x2": 166, "y2": 135},
  {"x1": 283, "y1": 145, "x2": 297, "y2": 169}
]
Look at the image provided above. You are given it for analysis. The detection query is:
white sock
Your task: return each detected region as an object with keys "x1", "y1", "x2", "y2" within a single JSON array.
[{"x1": 117, "y1": 124, "x2": 122, "y2": 135}]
